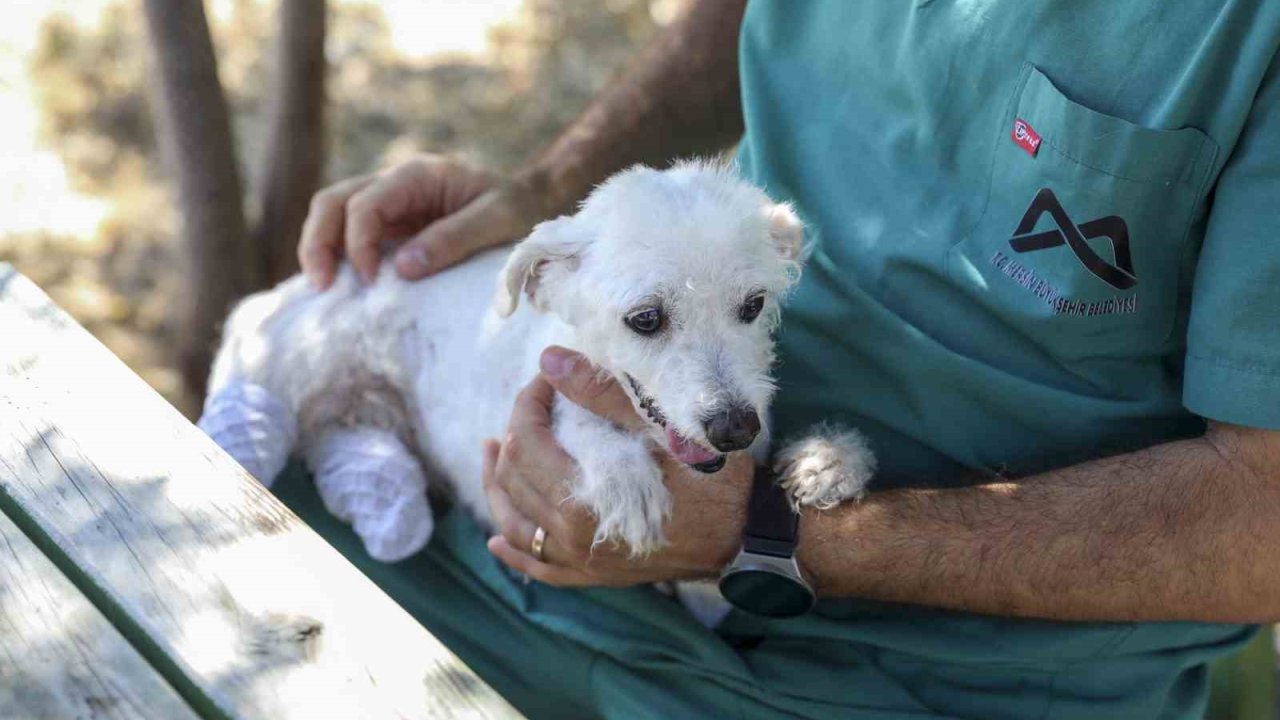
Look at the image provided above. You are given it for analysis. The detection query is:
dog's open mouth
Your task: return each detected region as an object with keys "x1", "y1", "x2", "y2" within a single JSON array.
[{"x1": 625, "y1": 375, "x2": 726, "y2": 473}]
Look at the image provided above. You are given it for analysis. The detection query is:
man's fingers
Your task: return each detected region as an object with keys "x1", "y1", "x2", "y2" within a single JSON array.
[
  {"x1": 394, "y1": 189, "x2": 524, "y2": 279},
  {"x1": 487, "y1": 537, "x2": 651, "y2": 588},
  {"x1": 299, "y1": 175, "x2": 375, "y2": 288},
  {"x1": 496, "y1": 408, "x2": 596, "y2": 552},
  {"x1": 507, "y1": 374, "x2": 559, "y2": 435},
  {"x1": 482, "y1": 437, "x2": 584, "y2": 569},
  {"x1": 499, "y1": 432, "x2": 572, "y2": 510},
  {"x1": 496, "y1": 380, "x2": 603, "y2": 555},
  {"x1": 494, "y1": 431, "x2": 566, "y2": 518},
  {"x1": 482, "y1": 435, "x2": 565, "y2": 556},
  {"x1": 480, "y1": 436, "x2": 501, "y2": 486},
  {"x1": 298, "y1": 157, "x2": 515, "y2": 287},
  {"x1": 343, "y1": 168, "x2": 425, "y2": 283},
  {"x1": 538, "y1": 347, "x2": 645, "y2": 431},
  {"x1": 481, "y1": 439, "x2": 541, "y2": 551},
  {"x1": 486, "y1": 536, "x2": 595, "y2": 587},
  {"x1": 393, "y1": 206, "x2": 482, "y2": 279}
]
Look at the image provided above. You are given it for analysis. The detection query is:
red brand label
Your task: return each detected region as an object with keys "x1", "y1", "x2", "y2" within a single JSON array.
[{"x1": 1012, "y1": 118, "x2": 1042, "y2": 157}]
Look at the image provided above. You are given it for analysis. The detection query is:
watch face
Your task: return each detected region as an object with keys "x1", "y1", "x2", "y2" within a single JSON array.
[{"x1": 719, "y1": 568, "x2": 815, "y2": 618}]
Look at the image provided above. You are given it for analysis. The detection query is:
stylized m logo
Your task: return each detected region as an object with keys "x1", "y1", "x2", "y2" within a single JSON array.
[{"x1": 1009, "y1": 188, "x2": 1135, "y2": 290}]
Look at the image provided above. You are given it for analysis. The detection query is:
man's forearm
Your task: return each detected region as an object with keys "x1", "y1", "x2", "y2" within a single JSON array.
[
  {"x1": 512, "y1": 0, "x2": 747, "y2": 218},
  {"x1": 797, "y1": 422, "x2": 1280, "y2": 622}
]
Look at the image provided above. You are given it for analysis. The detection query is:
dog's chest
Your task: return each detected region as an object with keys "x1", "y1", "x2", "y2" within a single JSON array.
[{"x1": 397, "y1": 253, "x2": 572, "y2": 524}]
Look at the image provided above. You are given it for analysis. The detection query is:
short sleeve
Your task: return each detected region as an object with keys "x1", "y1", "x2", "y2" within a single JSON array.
[{"x1": 1184, "y1": 52, "x2": 1280, "y2": 429}]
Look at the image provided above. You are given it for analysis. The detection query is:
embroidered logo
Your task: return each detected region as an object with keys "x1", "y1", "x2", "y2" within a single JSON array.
[{"x1": 1011, "y1": 119, "x2": 1042, "y2": 157}]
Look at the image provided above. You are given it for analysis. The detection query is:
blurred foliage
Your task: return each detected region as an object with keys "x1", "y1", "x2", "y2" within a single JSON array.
[
  {"x1": 31, "y1": 0, "x2": 668, "y2": 190},
  {"x1": 9, "y1": 0, "x2": 677, "y2": 414},
  {"x1": 327, "y1": 0, "x2": 666, "y2": 176},
  {"x1": 31, "y1": 5, "x2": 156, "y2": 193}
]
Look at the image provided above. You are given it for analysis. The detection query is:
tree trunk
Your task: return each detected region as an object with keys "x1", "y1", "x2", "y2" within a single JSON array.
[
  {"x1": 253, "y1": 0, "x2": 328, "y2": 285},
  {"x1": 141, "y1": 0, "x2": 253, "y2": 400}
]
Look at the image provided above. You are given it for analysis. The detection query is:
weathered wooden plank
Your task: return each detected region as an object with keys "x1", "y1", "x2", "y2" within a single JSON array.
[
  {"x1": 0, "y1": 505, "x2": 199, "y2": 719},
  {"x1": 0, "y1": 503, "x2": 199, "y2": 719},
  {"x1": 0, "y1": 265, "x2": 520, "y2": 719}
]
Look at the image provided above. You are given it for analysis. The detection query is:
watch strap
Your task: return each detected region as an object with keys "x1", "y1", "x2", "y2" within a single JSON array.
[{"x1": 742, "y1": 464, "x2": 798, "y2": 558}]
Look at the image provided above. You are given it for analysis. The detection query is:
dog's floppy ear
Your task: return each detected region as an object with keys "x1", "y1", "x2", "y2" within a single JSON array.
[
  {"x1": 493, "y1": 215, "x2": 589, "y2": 317},
  {"x1": 765, "y1": 202, "x2": 806, "y2": 262}
]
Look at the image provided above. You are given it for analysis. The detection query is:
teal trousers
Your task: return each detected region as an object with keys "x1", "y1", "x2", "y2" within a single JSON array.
[{"x1": 272, "y1": 465, "x2": 1252, "y2": 720}]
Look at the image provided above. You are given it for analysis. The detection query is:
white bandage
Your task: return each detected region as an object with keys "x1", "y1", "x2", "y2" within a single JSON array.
[
  {"x1": 198, "y1": 381, "x2": 296, "y2": 486},
  {"x1": 304, "y1": 428, "x2": 433, "y2": 563}
]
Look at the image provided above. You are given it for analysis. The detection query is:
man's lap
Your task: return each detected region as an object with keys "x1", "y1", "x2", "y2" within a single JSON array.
[
  {"x1": 271, "y1": 463, "x2": 1238, "y2": 720},
  {"x1": 272, "y1": 463, "x2": 949, "y2": 718}
]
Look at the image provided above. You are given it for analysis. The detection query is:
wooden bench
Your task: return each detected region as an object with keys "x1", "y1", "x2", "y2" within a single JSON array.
[{"x1": 0, "y1": 264, "x2": 521, "y2": 719}]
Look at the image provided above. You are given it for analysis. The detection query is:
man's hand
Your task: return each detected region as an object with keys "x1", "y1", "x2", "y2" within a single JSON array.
[
  {"x1": 483, "y1": 347, "x2": 751, "y2": 587},
  {"x1": 296, "y1": 0, "x2": 747, "y2": 290},
  {"x1": 298, "y1": 156, "x2": 544, "y2": 288}
]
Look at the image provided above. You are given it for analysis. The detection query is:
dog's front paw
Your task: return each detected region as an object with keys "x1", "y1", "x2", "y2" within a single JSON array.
[
  {"x1": 572, "y1": 456, "x2": 671, "y2": 556},
  {"x1": 776, "y1": 426, "x2": 876, "y2": 509}
]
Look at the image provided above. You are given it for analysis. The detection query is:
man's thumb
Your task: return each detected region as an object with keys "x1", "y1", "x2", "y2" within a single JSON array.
[{"x1": 539, "y1": 346, "x2": 646, "y2": 431}]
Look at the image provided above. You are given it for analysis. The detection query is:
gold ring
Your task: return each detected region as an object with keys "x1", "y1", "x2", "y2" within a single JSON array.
[{"x1": 531, "y1": 526, "x2": 547, "y2": 561}]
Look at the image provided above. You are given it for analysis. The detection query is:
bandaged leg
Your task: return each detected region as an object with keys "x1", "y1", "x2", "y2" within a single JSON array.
[
  {"x1": 198, "y1": 381, "x2": 296, "y2": 486},
  {"x1": 304, "y1": 427, "x2": 433, "y2": 563}
]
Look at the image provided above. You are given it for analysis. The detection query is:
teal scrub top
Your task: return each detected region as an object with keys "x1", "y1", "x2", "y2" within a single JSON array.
[
  {"x1": 738, "y1": 0, "x2": 1280, "y2": 717},
  {"x1": 276, "y1": 3, "x2": 1280, "y2": 719}
]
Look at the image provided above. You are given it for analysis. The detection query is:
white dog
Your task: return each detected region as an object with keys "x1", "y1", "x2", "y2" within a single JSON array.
[{"x1": 199, "y1": 161, "x2": 875, "y2": 573}]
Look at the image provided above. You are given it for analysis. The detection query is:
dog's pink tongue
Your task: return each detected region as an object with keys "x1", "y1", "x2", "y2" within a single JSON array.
[{"x1": 666, "y1": 428, "x2": 718, "y2": 465}]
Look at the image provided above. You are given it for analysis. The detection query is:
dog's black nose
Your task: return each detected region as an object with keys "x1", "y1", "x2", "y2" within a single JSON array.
[{"x1": 703, "y1": 406, "x2": 760, "y2": 452}]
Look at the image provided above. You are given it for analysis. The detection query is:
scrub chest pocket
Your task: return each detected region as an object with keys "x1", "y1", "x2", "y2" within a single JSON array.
[{"x1": 949, "y1": 63, "x2": 1219, "y2": 363}]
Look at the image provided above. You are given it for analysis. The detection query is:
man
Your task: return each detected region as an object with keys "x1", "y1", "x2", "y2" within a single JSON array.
[{"x1": 278, "y1": 1, "x2": 1280, "y2": 717}]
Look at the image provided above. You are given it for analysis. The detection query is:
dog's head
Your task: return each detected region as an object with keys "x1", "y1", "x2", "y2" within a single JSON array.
[{"x1": 494, "y1": 161, "x2": 805, "y2": 473}]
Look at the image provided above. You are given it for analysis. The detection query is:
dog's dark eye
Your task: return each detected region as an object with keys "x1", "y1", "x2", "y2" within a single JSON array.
[
  {"x1": 625, "y1": 307, "x2": 663, "y2": 335},
  {"x1": 739, "y1": 293, "x2": 766, "y2": 323}
]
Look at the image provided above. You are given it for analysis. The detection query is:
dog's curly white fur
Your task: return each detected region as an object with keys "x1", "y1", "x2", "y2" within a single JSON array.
[
  {"x1": 202, "y1": 160, "x2": 876, "y2": 569},
  {"x1": 776, "y1": 425, "x2": 877, "y2": 509}
]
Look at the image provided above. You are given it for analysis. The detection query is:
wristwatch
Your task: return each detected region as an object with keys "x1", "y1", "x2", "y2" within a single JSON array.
[{"x1": 718, "y1": 464, "x2": 816, "y2": 618}]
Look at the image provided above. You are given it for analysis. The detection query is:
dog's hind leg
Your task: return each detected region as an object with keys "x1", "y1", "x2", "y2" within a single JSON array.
[
  {"x1": 198, "y1": 381, "x2": 296, "y2": 486},
  {"x1": 200, "y1": 268, "x2": 433, "y2": 560},
  {"x1": 303, "y1": 427, "x2": 433, "y2": 562},
  {"x1": 295, "y1": 368, "x2": 434, "y2": 561},
  {"x1": 199, "y1": 278, "x2": 314, "y2": 485}
]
